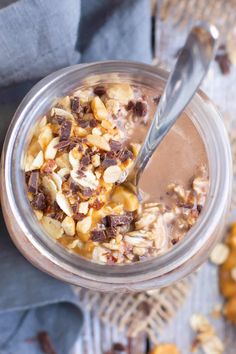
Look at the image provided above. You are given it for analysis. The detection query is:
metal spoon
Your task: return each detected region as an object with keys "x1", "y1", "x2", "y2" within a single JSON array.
[{"x1": 120, "y1": 23, "x2": 219, "y2": 198}]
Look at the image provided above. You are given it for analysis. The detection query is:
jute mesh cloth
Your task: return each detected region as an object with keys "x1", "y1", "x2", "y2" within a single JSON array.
[
  {"x1": 73, "y1": 0, "x2": 236, "y2": 342},
  {"x1": 74, "y1": 275, "x2": 195, "y2": 343}
]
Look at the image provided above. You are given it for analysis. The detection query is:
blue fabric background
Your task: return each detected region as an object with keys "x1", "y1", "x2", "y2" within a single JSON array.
[{"x1": 0, "y1": 0, "x2": 151, "y2": 352}]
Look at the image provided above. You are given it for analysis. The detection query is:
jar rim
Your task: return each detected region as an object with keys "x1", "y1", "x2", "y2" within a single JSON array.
[{"x1": 1, "y1": 61, "x2": 232, "y2": 290}]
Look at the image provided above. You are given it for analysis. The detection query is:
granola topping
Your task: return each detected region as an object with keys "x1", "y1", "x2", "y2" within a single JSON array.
[{"x1": 24, "y1": 83, "x2": 209, "y2": 264}]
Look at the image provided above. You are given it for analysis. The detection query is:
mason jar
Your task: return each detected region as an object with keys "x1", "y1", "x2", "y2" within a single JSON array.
[{"x1": 0, "y1": 61, "x2": 232, "y2": 292}]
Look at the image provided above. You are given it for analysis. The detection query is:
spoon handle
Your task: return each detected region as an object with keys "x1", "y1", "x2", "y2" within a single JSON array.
[{"x1": 130, "y1": 23, "x2": 219, "y2": 184}]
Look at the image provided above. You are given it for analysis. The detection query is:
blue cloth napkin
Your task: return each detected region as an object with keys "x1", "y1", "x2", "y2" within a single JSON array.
[{"x1": 0, "y1": 0, "x2": 151, "y2": 353}]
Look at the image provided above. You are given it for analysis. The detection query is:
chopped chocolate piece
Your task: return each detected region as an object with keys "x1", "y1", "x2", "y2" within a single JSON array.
[
  {"x1": 83, "y1": 103, "x2": 91, "y2": 114},
  {"x1": 80, "y1": 187, "x2": 93, "y2": 197},
  {"x1": 126, "y1": 100, "x2": 135, "y2": 111},
  {"x1": 171, "y1": 238, "x2": 178, "y2": 245},
  {"x1": 112, "y1": 343, "x2": 126, "y2": 352},
  {"x1": 77, "y1": 170, "x2": 86, "y2": 178},
  {"x1": 54, "y1": 140, "x2": 70, "y2": 152},
  {"x1": 37, "y1": 331, "x2": 57, "y2": 354},
  {"x1": 106, "y1": 150, "x2": 116, "y2": 159},
  {"x1": 77, "y1": 119, "x2": 90, "y2": 128},
  {"x1": 215, "y1": 45, "x2": 231, "y2": 75},
  {"x1": 25, "y1": 171, "x2": 31, "y2": 184},
  {"x1": 31, "y1": 193, "x2": 47, "y2": 211},
  {"x1": 109, "y1": 139, "x2": 122, "y2": 152},
  {"x1": 60, "y1": 120, "x2": 72, "y2": 141},
  {"x1": 89, "y1": 118, "x2": 98, "y2": 128},
  {"x1": 81, "y1": 154, "x2": 91, "y2": 166},
  {"x1": 41, "y1": 160, "x2": 56, "y2": 174},
  {"x1": 197, "y1": 204, "x2": 203, "y2": 213},
  {"x1": 93, "y1": 85, "x2": 106, "y2": 96},
  {"x1": 215, "y1": 53, "x2": 231, "y2": 75},
  {"x1": 69, "y1": 138, "x2": 80, "y2": 151},
  {"x1": 70, "y1": 181, "x2": 80, "y2": 194},
  {"x1": 73, "y1": 212, "x2": 84, "y2": 221},
  {"x1": 118, "y1": 148, "x2": 134, "y2": 162},
  {"x1": 105, "y1": 227, "x2": 117, "y2": 239},
  {"x1": 153, "y1": 95, "x2": 161, "y2": 105},
  {"x1": 102, "y1": 157, "x2": 117, "y2": 168},
  {"x1": 133, "y1": 101, "x2": 148, "y2": 117},
  {"x1": 49, "y1": 211, "x2": 64, "y2": 222},
  {"x1": 64, "y1": 174, "x2": 70, "y2": 181},
  {"x1": 71, "y1": 97, "x2": 80, "y2": 112},
  {"x1": 28, "y1": 171, "x2": 39, "y2": 194},
  {"x1": 104, "y1": 214, "x2": 133, "y2": 228},
  {"x1": 132, "y1": 255, "x2": 140, "y2": 262},
  {"x1": 91, "y1": 229, "x2": 107, "y2": 242}
]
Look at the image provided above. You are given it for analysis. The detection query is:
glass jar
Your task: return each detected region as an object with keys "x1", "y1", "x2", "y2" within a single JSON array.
[{"x1": 0, "y1": 61, "x2": 232, "y2": 292}]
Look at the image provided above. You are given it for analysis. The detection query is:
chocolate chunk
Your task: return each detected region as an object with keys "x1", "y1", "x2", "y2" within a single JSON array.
[
  {"x1": 133, "y1": 101, "x2": 148, "y2": 117},
  {"x1": 54, "y1": 140, "x2": 71, "y2": 152},
  {"x1": 105, "y1": 227, "x2": 117, "y2": 239},
  {"x1": 106, "y1": 151, "x2": 116, "y2": 159},
  {"x1": 102, "y1": 157, "x2": 117, "y2": 168},
  {"x1": 215, "y1": 53, "x2": 231, "y2": 75},
  {"x1": 112, "y1": 343, "x2": 126, "y2": 352},
  {"x1": 71, "y1": 97, "x2": 80, "y2": 112},
  {"x1": 77, "y1": 119, "x2": 90, "y2": 128},
  {"x1": 118, "y1": 148, "x2": 134, "y2": 162},
  {"x1": 64, "y1": 174, "x2": 70, "y2": 181},
  {"x1": 80, "y1": 187, "x2": 93, "y2": 197},
  {"x1": 126, "y1": 100, "x2": 135, "y2": 111},
  {"x1": 93, "y1": 85, "x2": 106, "y2": 96},
  {"x1": 83, "y1": 103, "x2": 91, "y2": 114},
  {"x1": 25, "y1": 171, "x2": 31, "y2": 184},
  {"x1": 77, "y1": 170, "x2": 86, "y2": 178},
  {"x1": 31, "y1": 193, "x2": 47, "y2": 211},
  {"x1": 171, "y1": 238, "x2": 178, "y2": 245},
  {"x1": 74, "y1": 212, "x2": 84, "y2": 221},
  {"x1": 37, "y1": 331, "x2": 57, "y2": 354},
  {"x1": 215, "y1": 45, "x2": 231, "y2": 75},
  {"x1": 28, "y1": 171, "x2": 39, "y2": 194},
  {"x1": 81, "y1": 154, "x2": 91, "y2": 166},
  {"x1": 91, "y1": 229, "x2": 107, "y2": 242},
  {"x1": 197, "y1": 204, "x2": 203, "y2": 213},
  {"x1": 89, "y1": 118, "x2": 98, "y2": 128},
  {"x1": 104, "y1": 214, "x2": 133, "y2": 228},
  {"x1": 70, "y1": 181, "x2": 80, "y2": 194},
  {"x1": 153, "y1": 95, "x2": 161, "y2": 105},
  {"x1": 109, "y1": 139, "x2": 122, "y2": 152},
  {"x1": 60, "y1": 120, "x2": 72, "y2": 141}
]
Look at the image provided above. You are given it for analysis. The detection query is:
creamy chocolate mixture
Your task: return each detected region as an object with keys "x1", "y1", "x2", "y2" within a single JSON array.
[{"x1": 24, "y1": 83, "x2": 209, "y2": 264}]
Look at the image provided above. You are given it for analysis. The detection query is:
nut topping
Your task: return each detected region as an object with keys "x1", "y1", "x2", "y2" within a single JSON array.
[{"x1": 25, "y1": 82, "x2": 209, "y2": 264}]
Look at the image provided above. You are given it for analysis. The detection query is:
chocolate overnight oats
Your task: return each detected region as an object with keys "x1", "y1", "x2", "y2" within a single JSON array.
[{"x1": 24, "y1": 83, "x2": 209, "y2": 264}]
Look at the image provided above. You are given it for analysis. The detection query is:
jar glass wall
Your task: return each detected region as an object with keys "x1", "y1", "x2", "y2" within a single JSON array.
[{"x1": 0, "y1": 62, "x2": 232, "y2": 291}]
